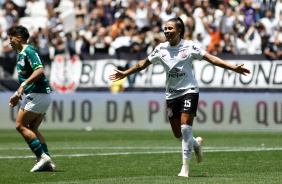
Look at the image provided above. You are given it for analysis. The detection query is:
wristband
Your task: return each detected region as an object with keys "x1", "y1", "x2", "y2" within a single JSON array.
[
  {"x1": 21, "y1": 82, "x2": 27, "y2": 88},
  {"x1": 15, "y1": 91, "x2": 19, "y2": 97}
]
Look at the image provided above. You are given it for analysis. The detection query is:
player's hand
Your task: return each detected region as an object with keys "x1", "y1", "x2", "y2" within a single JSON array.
[
  {"x1": 234, "y1": 64, "x2": 251, "y2": 76},
  {"x1": 9, "y1": 95, "x2": 21, "y2": 107},
  {"x1": 109, "y1": 69, "x2": 126, "y2": 82}
]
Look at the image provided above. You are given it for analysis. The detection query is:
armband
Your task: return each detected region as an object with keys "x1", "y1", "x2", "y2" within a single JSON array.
[{"x1": 136, "y1": 63, "x2": 141, "y2": 71}]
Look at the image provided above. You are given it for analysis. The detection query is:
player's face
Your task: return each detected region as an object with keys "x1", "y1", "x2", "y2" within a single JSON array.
[
  {"x1": 164, "y1": 21, "x2": 181, "y2": 46},
  {"x1": 9, "y1": 35, "x2": 21, "y2": 51}
]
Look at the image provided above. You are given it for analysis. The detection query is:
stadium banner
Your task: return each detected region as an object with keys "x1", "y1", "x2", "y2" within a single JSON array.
[
  {"x1": 76, "y1": 59, "x2": 282, "y2": 89},
  {"x1": 0, "y1": 92, "x2": 281, "y2": 131}
]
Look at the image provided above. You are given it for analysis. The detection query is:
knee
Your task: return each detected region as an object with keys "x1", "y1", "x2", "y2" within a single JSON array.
[{"x1": 15, "y1": 123, "x2": 24, "y2": 132}]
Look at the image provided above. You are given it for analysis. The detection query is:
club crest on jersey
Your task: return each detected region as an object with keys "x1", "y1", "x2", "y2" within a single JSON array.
[
  {"x1": 167, "y1": 108, "x2": 173, "y2": 117},
  {"x1": 180, "y1": 50, "x2": 188, "y2": 58}
]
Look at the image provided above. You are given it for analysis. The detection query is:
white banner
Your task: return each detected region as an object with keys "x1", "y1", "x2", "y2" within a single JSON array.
[
  {"x1": 1, "y1": 92, "x2": 282, "y2": 131},
  {"x1": 77, "y1": 59, "x2": 282, "y2": 89}
]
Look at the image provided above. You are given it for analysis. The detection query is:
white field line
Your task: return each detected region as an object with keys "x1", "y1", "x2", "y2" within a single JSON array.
[
  {"x1": 0, "y1": 147, "x2": 281, "y2": 159},
  {"x1": 0, "y1": 146, "x2": 280, "y2": 150}
]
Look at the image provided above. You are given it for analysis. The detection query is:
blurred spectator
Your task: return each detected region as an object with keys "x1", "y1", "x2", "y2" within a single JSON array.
[
  {"x1": 259, "y1": 10, "x2": 279, "y2": 43},
  {"x1": 12, "y1": 0, "x2": 26, "y2": 18},
  {"x1": 1, "y1": 34, "x2": 17, "y2": 75},
  {"x1": 3, "y1": 2, "x2": 18, "y2": 29},
  {"x1": 261, "y1": 35, "x2": 276, "y2": 60},
  {"x1": 275, "y1": 0, "x2": 282, "y2": 21},
  {"x1": 28, "y1": 30, "x2": 38, "y2": 50},
  {"x1": 0, "y1": 0, "x2": 281, "y2": 68},
  {"x1": 134, "y1": 1, "x2": 150, "y2": 31},
  {"x1": 65, "y1": 32, "x2": 76, "y2": 57},
  {"x1": 220, "y1": 5, "x2": 236, "y2": 34},
  {"x1": 193, "y1": 33, "x2": 207, "y2": 50},
  {"x1": 274, "y1": 39, "x2": 282, "y2": 60},
  {"x1": 89, "y1": 27, "x2": 112, "y2": 54},
  {"x1": 207, "y1": 23, "x2": 221, "y2": 53},
  {"x1": 103, "y1": 0, "x2": 116, "y2": 27},
  {"x1": 160, "y1": 3, "x2": 176, "y2": 29},
  {"x1": 51, "y1": 32, "x2": 66, "y2": 55},
  {"x1": 219, "y1": 33, "x2": 235, "y2": 54},
  {"x1": 87, "y1": 8, "x2": 104, "y2": 33},
  {"x1": 236, "y1": 0, "x2": 260, "y2": 31},
  {"x1": 258, "y1": 0, "x2": 276, "y2": 19},
  {"x1": 50, "y1": 8, "x2": 64, "y2": 35},
  {"x1": 131, "y1": 28, "x2": 150, "y2": 59},
  {"x1": 110, "y1": 12, "x2": 125, "y2": 39},
  {"x1": 234, "y1": 32, "x2": 249, "y2": 55},
  {"x1": 74, "y1": 1, "x2": 87, "y2": 31},
  {"x1": 38, "y1": 27, "x2": 51, "y2": 75},
  {"x1": 193, "y1": 2, "x2": 211, "y2": 46},
  {"x1": 45, "y1": 0, "x2": 54, "y2": 19}
]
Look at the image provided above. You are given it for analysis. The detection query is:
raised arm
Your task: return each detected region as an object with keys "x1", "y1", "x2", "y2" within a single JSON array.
[
  {"x1": 109, "y1": 58, "x2": 152, "y2": 82},
  {"x1": 203, "y1": 52, "x2": 251, "y2": 76}
]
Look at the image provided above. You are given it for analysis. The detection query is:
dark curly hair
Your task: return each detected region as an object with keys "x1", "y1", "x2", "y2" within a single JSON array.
[
  {"x1": 167, "y1": 17, "x2": 185, "y2": 39},
  {"x1": 7, "y1": 25, "x2": 30, "y2": 42}
]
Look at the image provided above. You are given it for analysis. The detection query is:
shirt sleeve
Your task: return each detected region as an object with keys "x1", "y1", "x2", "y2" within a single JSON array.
[
  {"x1": 147, "y1": 44, "x2": 161, "y2": 64},
  {"x1": 190, "y1": 41, "x2": 207, "y2": 60},
  {"x1": 26, "y1": 49, "x2": 43, "y2": 71}
]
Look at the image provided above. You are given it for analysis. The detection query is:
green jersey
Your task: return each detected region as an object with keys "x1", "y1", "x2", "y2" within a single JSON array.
[{"x1": 17, "y1": 45, "x2": 51, "y2": 94}]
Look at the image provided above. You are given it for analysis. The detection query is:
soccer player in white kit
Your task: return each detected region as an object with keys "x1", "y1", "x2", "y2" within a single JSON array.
[{"x1": 109, "y1": 17, "x2": 251, "y2": 177}]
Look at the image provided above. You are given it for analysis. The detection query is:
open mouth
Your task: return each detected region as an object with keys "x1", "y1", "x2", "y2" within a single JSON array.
[{"x1": 165, "y1": 35, "x2": 171, "y2": 39}]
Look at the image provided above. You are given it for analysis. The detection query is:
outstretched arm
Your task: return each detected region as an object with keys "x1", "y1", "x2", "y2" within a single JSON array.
[
  {"x1": 203, "y1": 53, "x2": 251, "y2": 76},
  {"x1": 109, "y1": 58, "x2": 152, "y2": 82}
]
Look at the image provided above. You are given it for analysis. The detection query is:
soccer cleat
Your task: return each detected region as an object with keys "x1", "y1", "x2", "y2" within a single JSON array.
[
  {"x1": 30, "y1": 153, "x2": 51, "y2": 172},
  {"x1": 178, "y1": 164, "x2": 189, "y2": 177},
  {"x1": 194, "y1": 137, "x2": 203, "y2": 163},
  {"x1": 42, "y1": 159, "x2": 56, "y2": 171}
]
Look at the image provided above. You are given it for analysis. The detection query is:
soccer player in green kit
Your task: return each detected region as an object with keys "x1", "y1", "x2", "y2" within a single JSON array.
[{"x1": 8, "y1": 25, "x2": 55, "y2": 172}]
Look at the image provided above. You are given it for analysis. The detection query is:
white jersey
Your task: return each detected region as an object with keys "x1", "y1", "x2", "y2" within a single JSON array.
[{"x1": 148, "y1": 39, "x2": 206, "y2": 100}]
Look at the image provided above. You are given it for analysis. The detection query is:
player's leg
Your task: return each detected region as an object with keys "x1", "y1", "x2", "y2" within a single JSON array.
[
  {"x1": 177, "y1": 112, "x2": 195, "y2": 177},
  {"x1": 15, "y1": 108, "x2": 51, "y2": 172},
  {"x1": 178, "y1": 93, "x2": 202, "y2": 177},
  {"x1": 29, "y1": 114, "x2": 56, "y2": 171},
  {"x1": 169, "y1": 118, "x2": 182, "y2": 140}
]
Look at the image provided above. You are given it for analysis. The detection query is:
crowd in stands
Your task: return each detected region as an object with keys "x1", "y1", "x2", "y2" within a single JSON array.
[{"x1": 0, "y1": 0, "x2": 282, "y2": 77}]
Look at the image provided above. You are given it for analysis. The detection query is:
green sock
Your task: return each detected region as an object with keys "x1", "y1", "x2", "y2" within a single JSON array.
[
  {"x1": 27, "y1": 138, "x2": 44, "y2": 158},
  {"x1": 41, "y1": 143, "x2": 50, "y2": 157}
]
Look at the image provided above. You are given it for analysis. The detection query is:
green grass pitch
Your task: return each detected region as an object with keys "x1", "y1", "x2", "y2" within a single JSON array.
[{"x1": 0, "y1": 129, "x2": 281, "y2": 184}]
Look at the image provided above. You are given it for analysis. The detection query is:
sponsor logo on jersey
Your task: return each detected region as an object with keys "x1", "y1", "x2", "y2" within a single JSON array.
[
  {"x1": 18, "y1": 70, "x2": 26, "y2": 75},
  {"x1": 167, "y1": 68, "x2": 186, "y2": 78},
  {"x1": 168, "y1": 89, "x2": 185, "y2": 93},
  {"x1": 162, "y1": 54, "x2": 167, "y2": 57},
  {"x1": 192, "y1": 45, "x2": 201, "y2": 54}
]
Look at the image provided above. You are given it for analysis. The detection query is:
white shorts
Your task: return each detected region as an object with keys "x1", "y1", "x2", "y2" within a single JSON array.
[{"x1": 21, "y1": 93, "x2": 51, "y2": 114}]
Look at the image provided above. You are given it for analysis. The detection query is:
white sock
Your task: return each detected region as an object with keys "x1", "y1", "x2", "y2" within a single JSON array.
[
  {"x1": 193, "y1": 137, "x2": 199, "y2": 148},
  {"x1": 181, "y1": 124, "x2": 194, "y2": 165}
]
